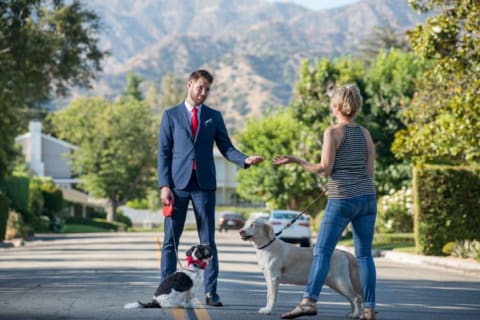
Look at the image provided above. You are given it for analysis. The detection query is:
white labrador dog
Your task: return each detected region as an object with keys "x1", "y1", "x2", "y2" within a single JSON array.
[{"x1": 239, "y1": 216, "x2": 362, "y2": 318}]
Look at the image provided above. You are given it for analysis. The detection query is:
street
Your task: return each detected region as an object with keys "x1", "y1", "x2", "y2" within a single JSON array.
[{"x1": 1, "y1": 231, "x2": 479, "y2": 320}]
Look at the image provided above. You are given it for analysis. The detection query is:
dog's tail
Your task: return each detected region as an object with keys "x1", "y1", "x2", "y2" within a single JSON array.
[{"x1": 124, "y1": 300, "x2": 161, "y2": 309}]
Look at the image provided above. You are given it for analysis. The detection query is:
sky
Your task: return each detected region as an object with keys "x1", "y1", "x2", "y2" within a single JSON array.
[{"x1": 269, "y1": 0, "x2": 361, "y2": 10}]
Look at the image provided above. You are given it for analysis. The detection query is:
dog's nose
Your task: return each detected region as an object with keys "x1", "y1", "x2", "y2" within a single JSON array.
[{"x1": 239, "y1": 230, "x2": 245, "y2": 237}]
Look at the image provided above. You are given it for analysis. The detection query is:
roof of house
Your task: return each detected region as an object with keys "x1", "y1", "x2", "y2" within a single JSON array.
[{"x1": 15, "y1": 132, "x2": 78, "y2": 150}]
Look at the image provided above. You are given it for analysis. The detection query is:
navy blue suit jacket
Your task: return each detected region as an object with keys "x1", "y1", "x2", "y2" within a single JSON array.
[{"x1": 158, "y1": 103, "x2": 248, "y2": 191}]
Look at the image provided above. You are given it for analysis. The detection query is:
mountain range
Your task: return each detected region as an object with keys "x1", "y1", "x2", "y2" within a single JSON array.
[{"x1": 82, "y1": 0, "x2": 426, "y2": 129}]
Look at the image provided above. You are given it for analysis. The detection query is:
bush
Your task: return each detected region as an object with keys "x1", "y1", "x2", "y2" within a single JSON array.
[
  {"x1": 28, "y1": 178, "x2": 44, "y2": 218},
  {"x1": 414, "y1": 165, "x2": 480, "y2": 255},
  {"x1": 126, "y1": 198, "x2": 149, "y2": 209},
  {"x1": 376, "y1": 187, "x2": 413, "y2": 233},
  {"x1": 117, "y1": 210, "x2": 132, "y2": 228},
  {"x1": 89, "y1": 209, "x2": 107, "y2": 220},
  {"x1": 442, "y1": 241, "x2": 456, "y2": 256},
  {"x1": 39, "y1": 179, "x2": 65, "y2": 232},
  {"x1": 448, "y1": 240, "x2": 480, "y2": 260},
  {"x1": 0, "y1": 176, "x2": 29, "y2": 214},
  {"x1": 65, "y1": 216, "x2": 119, "y2": 231},
  {"x1": 0, "y1": 192, "x2": 9, "y2": 241},
  {"x1": 40, "y1": 179, "x2": 64, "y2": 214}
]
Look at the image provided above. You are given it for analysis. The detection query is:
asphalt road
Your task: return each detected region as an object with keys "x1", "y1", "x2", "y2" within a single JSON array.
[{"x1": 1, "y1": 231, "x2": 479, "y2": 320}]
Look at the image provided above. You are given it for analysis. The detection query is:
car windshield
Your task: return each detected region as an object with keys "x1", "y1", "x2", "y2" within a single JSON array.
[{"x1": 271, "y1": 212, "x2": 306, "y2": 220}]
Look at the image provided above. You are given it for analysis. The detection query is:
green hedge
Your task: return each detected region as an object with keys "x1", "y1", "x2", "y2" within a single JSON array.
[
  {"x1": 0, "y1": 192, "x2": 10, "y2": 241},
  {"x1": 40, "y1": 179, "x2": 64, "y2": 214},
  {"x1": 413, "y1": 165, "x2": 480, "y2": 255},
  {"x1": 0, "y1": 176, "x2": 29, "y2": 214}
]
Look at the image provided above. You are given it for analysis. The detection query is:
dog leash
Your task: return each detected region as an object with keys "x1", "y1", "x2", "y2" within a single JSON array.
[
  {"x1": 274, "y1": 188, "x2": 327, "y2": 237},
  {"x1": 173, "y1": 231, "x2": 185, "y2": 270},
  {"x1": 164, "y1": 214, "x2": 188, "y2": 271}
]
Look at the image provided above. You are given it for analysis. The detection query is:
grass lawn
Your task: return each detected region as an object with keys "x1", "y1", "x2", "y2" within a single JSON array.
[
  {"x1": 63, "y1": 224, "x2": 199, "y2": 233},
  {"x1": 63, "y1": 224, "x2": 115, "y2": 233},
  {"x1": 338, "y1": 233, "x2": 415, "y2": 251}
]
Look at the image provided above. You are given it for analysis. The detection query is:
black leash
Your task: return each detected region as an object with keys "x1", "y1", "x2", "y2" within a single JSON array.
[{"x1": 274, "y1": 188, "x2": 327, "y2": 237}]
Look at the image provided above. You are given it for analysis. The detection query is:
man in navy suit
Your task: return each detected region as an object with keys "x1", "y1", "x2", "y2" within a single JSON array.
[{"x1": 158, "y1": 69, "x2": 264, "y2": 306}]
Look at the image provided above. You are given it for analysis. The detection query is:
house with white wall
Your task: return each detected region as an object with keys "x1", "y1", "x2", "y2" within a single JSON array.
[
  {"x1": 15, "y1": 121, "x2": 79, "y2": 188},
  {"x1": 15, "y1": 121, "x2": 107, "y2": 217},
  {"x1": 214, "y1": 148, "x2": 240, "y2": 205}
]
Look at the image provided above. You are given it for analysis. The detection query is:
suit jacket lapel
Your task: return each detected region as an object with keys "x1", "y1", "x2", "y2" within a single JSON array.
[
  {"x1": 195, "y1": 104, "x2": 211, "y2": 143},
  {"x1": 178, "y1": 103, "x2": 195, "y2": 141}
]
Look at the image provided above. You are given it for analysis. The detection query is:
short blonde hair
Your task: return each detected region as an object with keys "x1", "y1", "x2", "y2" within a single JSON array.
[{"x1": 330, "y1": 84, "x2": 363, "y2": 118}]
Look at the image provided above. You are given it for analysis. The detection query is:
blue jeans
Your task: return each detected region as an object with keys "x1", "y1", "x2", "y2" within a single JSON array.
[{"x1": 304, "y1": 194, "x2": 377, "y2": 309}]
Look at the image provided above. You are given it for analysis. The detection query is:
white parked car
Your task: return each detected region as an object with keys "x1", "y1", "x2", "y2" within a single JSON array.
[
  {"x1": 268, "y1": 210, "x2": 312, "y2": 247},
  {"x1": 249, "y1": 212, "x2": 270, "y2": 222}
]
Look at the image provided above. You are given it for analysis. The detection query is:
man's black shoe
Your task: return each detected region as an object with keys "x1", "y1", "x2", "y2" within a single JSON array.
[{"x1": 205, "y1": 293, "x2": 223, "y2": 307}]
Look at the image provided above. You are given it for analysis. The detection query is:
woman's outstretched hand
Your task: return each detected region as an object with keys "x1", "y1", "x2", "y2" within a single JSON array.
[{"x1": 272, "y1": 155, "x2": 296, "y2": 166}]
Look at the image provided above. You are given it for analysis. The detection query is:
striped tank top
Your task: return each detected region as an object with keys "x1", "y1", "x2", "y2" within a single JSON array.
[{"x1": 327, "y1": 125, "x2": 375, "y2": 199}]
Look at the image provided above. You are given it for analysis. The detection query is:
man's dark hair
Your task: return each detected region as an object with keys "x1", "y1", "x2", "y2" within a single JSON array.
[{"x1": 189, "y1": 69, "x2": 214, "y2": 84}]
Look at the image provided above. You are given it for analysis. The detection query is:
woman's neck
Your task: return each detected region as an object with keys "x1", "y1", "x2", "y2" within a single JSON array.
[{"x1": 337, "y1": 118, "x2": 355, "y2": 125}]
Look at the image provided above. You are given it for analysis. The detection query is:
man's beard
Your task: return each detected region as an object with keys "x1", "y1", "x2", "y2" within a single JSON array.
[{"x1": 190, "y1": 92, "x2": 207, "y2": 105}]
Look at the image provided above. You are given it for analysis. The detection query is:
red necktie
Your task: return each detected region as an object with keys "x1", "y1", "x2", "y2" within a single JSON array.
[
  {"x1": 191, "y1": 107, "x2": 198, "y2": 169},
  {"x1": 191, "y1": 106, "x2": 198, "y2": 137}
]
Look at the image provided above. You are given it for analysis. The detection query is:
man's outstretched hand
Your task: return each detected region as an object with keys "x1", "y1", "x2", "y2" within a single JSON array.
[{"x1": 245, "y1": 155, "x2": 265, "y2": 165}]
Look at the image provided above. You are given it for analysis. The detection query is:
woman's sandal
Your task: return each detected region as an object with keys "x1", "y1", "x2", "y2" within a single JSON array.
[
  {"x1": 281, "y1": 300, "x2": 317, "y2": 319},
  {"x1": 359, "y1": 308, "x2": 376, "y2": 320}
]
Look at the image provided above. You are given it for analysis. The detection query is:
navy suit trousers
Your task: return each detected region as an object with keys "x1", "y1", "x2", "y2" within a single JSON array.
[{"x1": 160, "y1": 171, "x2": 218, "y2": 295}]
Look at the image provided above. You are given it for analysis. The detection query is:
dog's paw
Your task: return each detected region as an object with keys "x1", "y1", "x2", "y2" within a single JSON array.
[
  {"x1": 258, "y1": 307, "x2": 272, "y2": 314},
  {"x1": 124, "y1": 302, "x2": 141, "y2": 309},
  {"x1": 346, "y1": 311, "x2": 362, "y2": 318}
]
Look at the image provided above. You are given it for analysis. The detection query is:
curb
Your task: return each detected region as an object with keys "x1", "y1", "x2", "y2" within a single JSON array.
[
  {"x1": 337, "y1": 245, "x2": 480, "y2": 277},
  {"x1": 382, "y1": 250, "x2": 480, "y2": 276}
]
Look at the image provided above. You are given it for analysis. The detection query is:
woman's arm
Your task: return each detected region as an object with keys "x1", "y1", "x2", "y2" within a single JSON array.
[
  {"x1": 361, "y1": 127, "x2": 375, "y2": 178},
  {"x1": 272, "y1": 127, "x2": 336, "y2": 178}
]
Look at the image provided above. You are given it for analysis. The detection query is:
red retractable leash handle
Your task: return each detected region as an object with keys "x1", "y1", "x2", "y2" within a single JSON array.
[
  {"x1": 162, "y1": 203, "x2": 186, "y2": 270},
  {"x1": 163, "y1": 203, "x2": 173, "y2": 217}
]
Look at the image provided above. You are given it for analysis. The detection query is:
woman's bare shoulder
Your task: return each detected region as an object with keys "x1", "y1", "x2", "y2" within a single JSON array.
[{"x1": 326, "y1": 124, "x2": 345, "y2": 148}]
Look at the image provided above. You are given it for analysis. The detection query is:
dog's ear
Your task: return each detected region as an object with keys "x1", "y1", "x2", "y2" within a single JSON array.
[
  {"x1": 198, "y1": 244, "x2": 213, "y2": 259},
  {"x1": 263, "y1": 223, "x2": 275, "y2": 240},
  {"x1": 186, "y1": 246, "x2": 195, "y2": 257}
]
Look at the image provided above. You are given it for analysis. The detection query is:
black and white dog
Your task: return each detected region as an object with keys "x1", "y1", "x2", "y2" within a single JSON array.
[{"x1": 124, "y1": 244, "x2": 213, "y2": 309}]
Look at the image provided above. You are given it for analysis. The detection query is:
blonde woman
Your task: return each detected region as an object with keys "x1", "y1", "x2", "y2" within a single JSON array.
[{"x1": 273, "y1": 84, "x2": 377, "y2": 320}]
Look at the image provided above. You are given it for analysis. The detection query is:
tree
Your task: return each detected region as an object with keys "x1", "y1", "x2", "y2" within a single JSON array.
[
  {"x1": 365, "y1": 49, "x2": 428, "y2": 193},
  {"x1": 145, "y1": 73, "x2": 184, "y2": 125},
  {"x1": 393, "y1": 0, "x2": 480, "y2": 164},
  {"x1": 236, "y1": 110, "x2": 324, "y2": 211},
  {"x1": 158, "y1": 73, "x2": 185, "y2": 112},
  {"x1": 292, "y1": 57, "x2": 367, "y2": 164},
  {"x1": 122, "y1": 72, "x2": 144, "y2": 101},
  {"x1": 0, "y1": 0, "x2": 106, "y2": 178},
  {"x1": 290, "y1": 55, "x2": 421, "y2": 195},
  {"x1": 357, "y1": 20, "x2": 410, "y2": 63},
  {"x1": 50, "y1": 97, "x2": 156, "y2": 221}
]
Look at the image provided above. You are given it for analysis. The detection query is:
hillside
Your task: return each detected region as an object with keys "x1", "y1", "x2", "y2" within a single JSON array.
[{"x1": 80, "y1": 0, "x2": 426, "y2": 129}]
